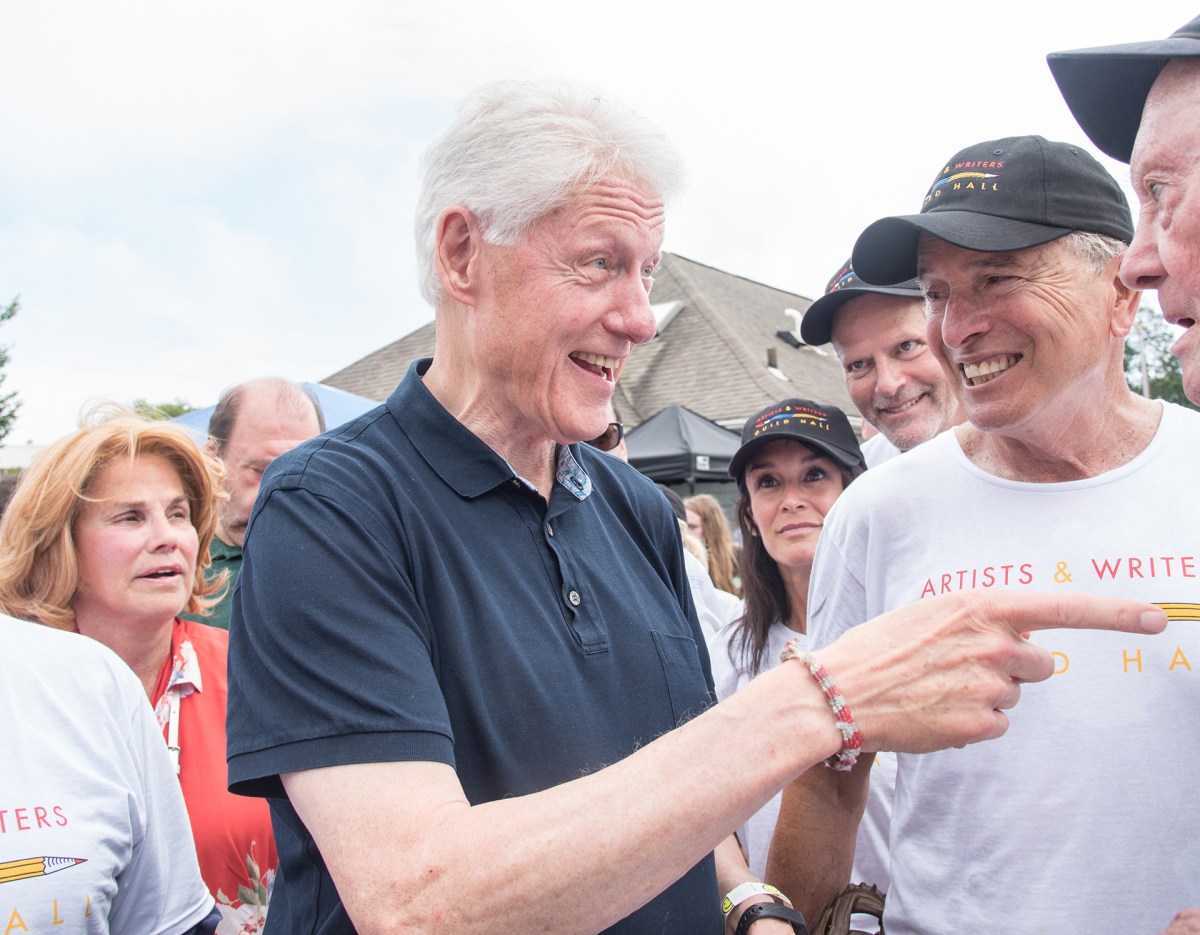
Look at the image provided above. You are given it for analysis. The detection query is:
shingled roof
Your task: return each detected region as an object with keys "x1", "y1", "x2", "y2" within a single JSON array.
[{"x1": 322, "y1": 252, "x2": 859, "y2": 434}]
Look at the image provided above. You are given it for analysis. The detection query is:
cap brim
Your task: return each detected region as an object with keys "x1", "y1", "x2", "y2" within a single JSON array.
[
  {"x1": 852, "y1": 213, "x2": 1071, "y2": 285},
  {"x1": 1048, "y1": 35, "x2": 1200, "y2": 163},
  {"x1": 728, "y1": 432, "x2": 863, "y2": 480},
  {"x1": 799, "y1": 283, "x2": 924, "y2": 345}
]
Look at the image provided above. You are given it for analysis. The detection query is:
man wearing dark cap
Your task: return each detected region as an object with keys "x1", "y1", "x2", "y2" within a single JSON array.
[
  {"x1": 1051, "y1": 21, "x2": 1200, "y2": 935},
  {"x1": 800, "y1": 260, "x2": 962, "y2": 466},
  {"x1": 1050, "y1": 17, "x2": 1200, "y2": 406},
  {"x1": 768, "y1": 135, "x2": 1200, "y2": 933}
]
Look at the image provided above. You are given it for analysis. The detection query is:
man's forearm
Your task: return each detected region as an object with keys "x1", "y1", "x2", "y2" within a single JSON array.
[
  {"x1": 766, "y1": 756, "x2": 872, "y2": 921},
  {"x1": 286, "y1": 661, "x2": 842, "y2": 935},
  {"x1": 285, "y1": 590, "x2": 1167, "y2": 933}
]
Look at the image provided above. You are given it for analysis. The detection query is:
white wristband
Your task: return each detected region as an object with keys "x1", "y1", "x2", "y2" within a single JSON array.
[{"x1": 720, "y1": 881, "x2": 792, "y2": 917}]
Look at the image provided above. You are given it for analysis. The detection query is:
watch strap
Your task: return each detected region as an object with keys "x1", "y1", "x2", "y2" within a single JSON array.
[{"x1": 734, "y1": 900, "x2": 810, "y2": 935}]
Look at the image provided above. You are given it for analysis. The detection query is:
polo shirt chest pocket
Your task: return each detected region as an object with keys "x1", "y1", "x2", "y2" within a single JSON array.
[{"x1": 650, "y1": 629, "x2": 711, "y2": 726}]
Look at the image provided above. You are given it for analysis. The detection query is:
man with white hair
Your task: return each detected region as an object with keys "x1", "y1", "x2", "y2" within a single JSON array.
[
  {"x1": 1051, "y1": 21, "x2": 1200, "y2": 934},
  {"x1": 768, "y1": 135, "x2": 1200, "y2": 933},
  {"x1": 224, "y1": 84, "x2": 1168, "y2": 934},
  {"x1": 800, "y1": 260, "x2": 963, "y2": 465},
  {"x1": 1049, "y1": 16, "x2": 1200, "y2": 406}
]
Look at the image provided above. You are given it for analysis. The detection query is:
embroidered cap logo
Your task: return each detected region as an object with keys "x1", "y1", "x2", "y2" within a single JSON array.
[
  {"x1": 923, "y1": 157, "x2": 1005, "y2": 207},
  {"x1": 753, "y1": 405, "x2": 832, "y2": 438}
]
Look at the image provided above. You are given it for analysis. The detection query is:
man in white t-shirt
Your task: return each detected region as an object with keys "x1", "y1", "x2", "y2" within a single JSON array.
[
  {"x1": 767, "y1": 135, "x2": 1200, "y2": 934},
  {"x1": 799, "y1": 260, "x2": 963, "y2": 467}
]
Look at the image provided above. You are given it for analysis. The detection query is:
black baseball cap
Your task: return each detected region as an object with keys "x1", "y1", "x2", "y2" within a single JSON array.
[
  {"x1": 1048, "y1": 16, "x2": 1200, "y2": 163},
  {"x1": 851, "y1": 135, "x2": 1134, "y2": 285},
  {"x1": 728, "y1": 399, "x2": 864, "y2": 480},
  {"x1": 799, "y1": 258, "x2": 924, "y2": 346}
]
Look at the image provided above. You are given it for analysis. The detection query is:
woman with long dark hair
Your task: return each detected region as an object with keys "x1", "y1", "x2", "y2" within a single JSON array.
[{"x1": 708, "y1": 399, "x2": 868, "y2": 882}]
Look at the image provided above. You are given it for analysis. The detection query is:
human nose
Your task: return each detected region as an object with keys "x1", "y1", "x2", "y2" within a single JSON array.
[
  {"x1": 148, "y1": 514, "x2": 186, "y2": 552},
  {"x1": 779, "y1": 484, "x2": 810, "y2": 512},
  {"x1": 874, "y1": 357, "x2": 909, "y2": 398},
  {"x1": 1120, "y1": 221, "x2": 1165, "y2": 293},
  {"x1": 935, "y1": 290, "x2": 990, "y2": 350},
  {"x1": 607, "y1": 270, "x2": 657, "y2": 346}
]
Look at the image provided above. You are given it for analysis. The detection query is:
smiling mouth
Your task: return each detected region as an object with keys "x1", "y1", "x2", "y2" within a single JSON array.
[
  {"x1": 569, "y1": 352, "x2": 618, "y2": 382},
  {"x1": 878, "y1": 394, "x2": 927, "y2": 416},
  {"x1": 961, "y1": 355, "x2": 1020, "y2": 387}
]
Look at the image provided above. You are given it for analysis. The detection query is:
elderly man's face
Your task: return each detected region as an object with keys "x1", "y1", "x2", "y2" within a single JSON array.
[
  {"x1": 920, "y1": 236, "x2": 1129, "y2": 439},
  {"x1": 1122, "y1": 59, "x2": 1200, "y2": 405},
  {"x1": 473, "y1": 177, "x2": 663, "y2": 446},
  {"x1": 831, "y1": 293, "x2": 959, "y2": 451}
]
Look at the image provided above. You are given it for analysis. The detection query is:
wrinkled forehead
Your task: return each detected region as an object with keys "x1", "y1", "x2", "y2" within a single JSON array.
[
  {"x1": 916, "y1": 232, "x2": 1058, "y2": 278},
  {"x1": 1137, "y1": 58, "x2": 1200, "y2": 152},
  {"x1": 550, "y1": 176, "x2": 667, "y2": 231}
]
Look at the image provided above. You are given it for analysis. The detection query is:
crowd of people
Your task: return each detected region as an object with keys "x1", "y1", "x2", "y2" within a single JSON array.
[{"x1": 3, "y1": 14, "x2": 1200, "y2": 935}]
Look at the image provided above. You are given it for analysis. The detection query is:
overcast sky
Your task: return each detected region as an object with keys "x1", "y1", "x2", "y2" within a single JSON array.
[{"x1": 0, "y1": 1, "x2": 1192, "y2": 444}]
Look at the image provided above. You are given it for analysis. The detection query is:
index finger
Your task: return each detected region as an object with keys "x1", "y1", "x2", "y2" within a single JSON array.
[{"x1": 980, "y1": 590, "x2": 1168, "y2": 635}]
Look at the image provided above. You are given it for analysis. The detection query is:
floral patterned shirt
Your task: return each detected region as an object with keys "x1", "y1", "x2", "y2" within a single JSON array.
[{"x1": 152, "y1": 618, "x2": 277, "y2": 934}]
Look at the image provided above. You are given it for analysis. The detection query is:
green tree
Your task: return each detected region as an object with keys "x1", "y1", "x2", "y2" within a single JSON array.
[
  {"x1": 133, "y1": 397, "x2": 196, "y2": 420},
  {"x1": 0, "y1": 297, "x2": 22, "y2": 443},
  {"x1": 1124, "y1": 304, "x2": 1198, "y2": 411}
]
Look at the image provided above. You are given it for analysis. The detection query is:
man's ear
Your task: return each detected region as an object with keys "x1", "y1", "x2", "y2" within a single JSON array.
[
  {"x1": 435, "y1": 206, "x2": 485, "y2": 307},
  {"x1": 1108, "y1": 251, "x2": 1142, "y2": 339},
  {"x1": 204, "y1": 438, "x2": 221, "y2": 461}
]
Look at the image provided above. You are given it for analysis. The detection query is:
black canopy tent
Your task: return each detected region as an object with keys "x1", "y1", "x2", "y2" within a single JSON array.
[{"x1": 626, "y1": 405, "x2": 741, "y2": 487}]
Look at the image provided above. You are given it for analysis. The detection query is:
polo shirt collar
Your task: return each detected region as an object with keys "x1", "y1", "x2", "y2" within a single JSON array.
[
  {"x1": 555, "y1": 444, "x2": 592, "y2": 501},
  {"x1": 389, "y1": 358, "x2": 593, "y2": 502}
]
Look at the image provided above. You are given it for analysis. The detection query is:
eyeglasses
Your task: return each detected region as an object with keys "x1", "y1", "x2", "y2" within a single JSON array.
[{"x1": 586, "y1": 422, "x2": 625, "y2": 452}]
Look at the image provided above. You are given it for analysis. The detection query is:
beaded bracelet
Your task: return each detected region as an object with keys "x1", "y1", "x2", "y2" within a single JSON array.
[{"x1": 780, "y1": 639, "x2": 862, "y2": 772}]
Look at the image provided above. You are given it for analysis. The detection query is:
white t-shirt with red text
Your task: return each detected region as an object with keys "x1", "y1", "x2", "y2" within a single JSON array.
[
  {"x1": 809, "y1": 401, "x2": 1200, "y2": 934},
  {"x1": 0, "y1": 615, "x2": 214, "y2": 934}
]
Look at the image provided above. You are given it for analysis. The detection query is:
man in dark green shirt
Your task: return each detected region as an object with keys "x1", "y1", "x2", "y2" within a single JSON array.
[{"x1": 185, "y1": 377, "x2": 323, "y2": 629}]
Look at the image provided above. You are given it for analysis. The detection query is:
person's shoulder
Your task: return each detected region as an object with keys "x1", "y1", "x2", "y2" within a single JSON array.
[
  {"x1": 849, "y1": 429, "x2": 953, "y2": 494},
  {"x1": 823, "y1": 431, "x2": 957, "y2": 534},
  {"x1": 861, "y1": 432, "x2": 902, "y2": 467},
  {"x1": 2, "y1": 613, "x2": 104, "y2": 663},
  {"x1": 0, "y1": 614, "x2": 143, "y2": 702},
  {"x1": 1160, "y1": 399, "x2": 1200, "y2": 426},
  {"x1": 265, "y1": 403, "x2": 397, "y2": 487}
]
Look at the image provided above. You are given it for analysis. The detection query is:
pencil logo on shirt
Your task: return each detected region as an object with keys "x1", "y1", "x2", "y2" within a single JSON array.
[
  {"x1": 0, "y1": 856, "x2": 87, "y2": 885},
  {"x1": 1156, "y1": 603, "x2": 1200, "y2": 622}
]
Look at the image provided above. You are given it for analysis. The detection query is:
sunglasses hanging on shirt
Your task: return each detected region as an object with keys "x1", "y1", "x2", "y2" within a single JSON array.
[{"x1": 586, "y1": 422, "x2": 624, "y2": 452}]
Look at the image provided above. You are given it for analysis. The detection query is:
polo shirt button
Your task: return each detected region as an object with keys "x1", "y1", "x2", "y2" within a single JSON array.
[
  {"x1": 568, "y1": 589, "x2": 581, "y2": 606},
  {"x1": 546, "y1": 523, "x2": 554, "y2": 537}
]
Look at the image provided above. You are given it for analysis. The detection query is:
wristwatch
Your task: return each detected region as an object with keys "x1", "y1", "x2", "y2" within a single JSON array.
[{"x1": 734, "y1": 901, "x2": 809, "y2": 935}]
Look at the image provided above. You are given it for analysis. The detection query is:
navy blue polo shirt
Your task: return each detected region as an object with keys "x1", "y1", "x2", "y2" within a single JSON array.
[{"x1": 226, "y1": 359, "x2": 719, "y2": 934}]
